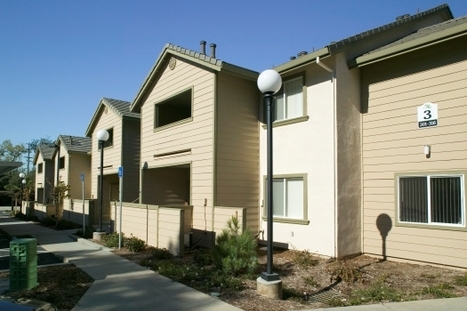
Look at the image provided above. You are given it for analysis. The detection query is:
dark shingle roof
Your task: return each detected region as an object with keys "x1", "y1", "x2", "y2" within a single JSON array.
[
  {"x1": 328, "y1": 4, "x2": 453, "y2": 51},
  {"x1": 102, "y1": 98, "x2": 140, "y2": 120},
  {"x1": 37, "y1": 144, "x2": 56, "y2": 160},
  {"x1": 57, "y1": 135, "x2": 91, "y2": 154},
  {"x1": 365, "y1": 15, "x2": 467, "y2": 55}
]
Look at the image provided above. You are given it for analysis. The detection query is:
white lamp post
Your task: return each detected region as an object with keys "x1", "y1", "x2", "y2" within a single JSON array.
[
  {"x1": 19, "y1": 173, "x2": 26, "y2": 214},
  {"x1": 257, "y1": 69, "x2": 282, "y2": 282},
  {"x1": 97, "y1": 129, "x2": 109, "y2": 232}
]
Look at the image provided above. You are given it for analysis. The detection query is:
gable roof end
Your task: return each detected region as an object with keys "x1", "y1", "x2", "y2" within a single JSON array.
[
  {"x1": 85, "y1": 98, "x2": 138, "y2": 137},
  {"x1": 130, "y1": 43, "x2": 258, "y2": 112},
  {"x1": 56, "y1": 135, "x2": 92, "y2": 155}
]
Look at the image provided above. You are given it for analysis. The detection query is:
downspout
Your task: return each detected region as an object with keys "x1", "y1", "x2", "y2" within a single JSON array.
[{"x1": 316, "y1": 56, "x2": 337, "y2": 258}]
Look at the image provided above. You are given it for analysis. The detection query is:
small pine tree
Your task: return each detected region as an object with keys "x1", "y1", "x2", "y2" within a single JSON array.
[{"x1": 213, "y1": 216, "x2": 258, "y2": 276}]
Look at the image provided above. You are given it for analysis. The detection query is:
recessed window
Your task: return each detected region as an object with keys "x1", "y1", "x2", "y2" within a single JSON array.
[
  {"x1": 102, "y1": 128, "x2": 114, "y2": 148},
  {"x1": 155, "y1": 89, "x2": 192, "y2": 128},
  {"x1": 59, "y1": 157, "x2": 65, "y2": 169},
  {"x1": 38, "y1": 163, "x2": 43, "y2": 173},
  {"x1": 275, "y1": 76, "x2": 305, "y2": 122},
  {"x1": 397, "y1": 173, "x2": 465, "y2": 228}
]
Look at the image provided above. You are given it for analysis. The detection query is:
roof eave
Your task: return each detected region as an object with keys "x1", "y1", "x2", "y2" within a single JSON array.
[
  {"x1": 273, "y1": 47, "x2": 330, "y2": 74},
  {"x1": 352, "y1": 19, "x2": 467, "y2": 68}
]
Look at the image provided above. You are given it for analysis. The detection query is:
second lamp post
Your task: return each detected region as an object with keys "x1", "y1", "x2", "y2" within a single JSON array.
[{"x1": 97, "y1": 129, "x2": 109, "y2": 232}]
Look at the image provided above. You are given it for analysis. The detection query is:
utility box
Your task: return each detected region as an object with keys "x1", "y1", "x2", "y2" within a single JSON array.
[{"x1": 9, "y1": 238, "x2": 38, "y2": 290}]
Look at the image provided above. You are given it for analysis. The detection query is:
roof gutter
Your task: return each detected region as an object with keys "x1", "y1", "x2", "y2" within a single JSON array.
[{"x1": 274, "y1": 47, "x2": 330, "y2": 74}]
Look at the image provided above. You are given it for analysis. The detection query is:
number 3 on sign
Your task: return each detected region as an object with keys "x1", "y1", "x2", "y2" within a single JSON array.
[{"x1": 417, "y1": 102, "x2": 438, "y2": 128}]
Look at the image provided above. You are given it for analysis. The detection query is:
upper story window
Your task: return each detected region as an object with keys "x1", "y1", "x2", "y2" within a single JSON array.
[
  {"x1": 59, "y1": 157, "x2": 65, "y2": 169},
  {"x1": 154, "y1": 88, "x2": 192, "y2": 129},
  {"x1": 397, "y1": 173, "x2": 465, "y2": 229},
  {"x1": 275, "y1": 75, "x2": 305, "y2": 122},
  {"x1": 38, "y1": 163, "x2": 43, "y2": 173}
]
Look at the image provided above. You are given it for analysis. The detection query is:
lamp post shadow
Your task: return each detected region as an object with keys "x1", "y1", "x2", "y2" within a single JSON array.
[{"x1": 376, "y1": 213, "x2": 392, "y2": 261}]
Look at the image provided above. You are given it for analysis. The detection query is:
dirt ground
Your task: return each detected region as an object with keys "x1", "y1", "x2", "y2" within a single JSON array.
[
  {"x1": 116, "y1": 247, "x2": 467, "y2": 311},
  {"x1": 1, "y1": 247, "x2": 466, "y2": 311}
]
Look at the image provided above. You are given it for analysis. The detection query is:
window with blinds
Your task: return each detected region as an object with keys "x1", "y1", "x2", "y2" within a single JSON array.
[
  {"x1": 275, "y1": 76, "x2": 303, "y2": 121},
  {"x1": 398, "y1": 174, "x2": 464, "y2": 226},
  {"x1": 272, "y1": 177, "x2": 304, "y2": 219}
]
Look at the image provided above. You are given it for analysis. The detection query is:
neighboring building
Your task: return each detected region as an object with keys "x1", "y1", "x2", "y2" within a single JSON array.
[
  {"x1": 357, "y1": 15, "x2": 467, "y2": 267},
  {"x1": 53, "y1": 135, "x2": 91, "y2": 200},
  {"x1": 34, "y1": 143, "x2": 56, "y2": 206},
  {"x1": 259, "y1": 4, "x2": 455, "y2": 259},
  {"x1": 129, "y1": 42, "x2": 260, "y2": 244},
  {"x1": 85, "y1": 97, "x2": 141, "y2": 227}
]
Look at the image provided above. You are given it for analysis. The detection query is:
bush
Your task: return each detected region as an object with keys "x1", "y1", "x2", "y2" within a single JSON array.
[
  {"x1": 150, "y1": 247, "x2": 173, "y2": 260},
  {"x1": 75, "y1": 226, "x2": 95, "y2": 239},
  {"x1": 15, "y1": 212, "x2": 26, "y2": 220},
  {"x1": 212, "y1": 216, "x2": 258, "y2": 276},
  {"x1": 326, "y1": 259, "x2": 362, "y2": 283},
  {"x1": 42, "y1": 217, "x2": 57, "y2": 227},
  {"x1": 103, "y1": 232, "x2": 124, "y2": 248},
  {"x1": 125, "y1": 234, "x2": 145, "y2": 252},
  {"x1": 56, "y1": 219, "x2": 81, "y2": 230},
  {"x1": 192, "y1": 248, "x2": 214, "y2": 266}
]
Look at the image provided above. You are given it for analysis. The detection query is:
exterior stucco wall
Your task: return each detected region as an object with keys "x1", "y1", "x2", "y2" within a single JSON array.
[
  {"x1": 260, "y1": 61, "x2": 336, "y2": 256},
  {"x1": 335, "y1": 53, "x2": 362, "y2": 257}
]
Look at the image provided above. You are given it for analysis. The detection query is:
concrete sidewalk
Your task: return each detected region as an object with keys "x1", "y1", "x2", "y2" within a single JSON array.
[
  {"x1": 0, "y1": 215, "x2": 242, "y2": 311},
  {"x1": 1, "y1": 213, "x2": 466, "y2": 311}
]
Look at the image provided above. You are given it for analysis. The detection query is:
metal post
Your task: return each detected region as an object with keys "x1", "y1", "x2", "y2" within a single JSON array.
[
  {"x1": 99, "y1": 140, "x2": 104, "y2": 232},
  {"x1": 261, "y1": 92, "x2": 280, "y2": 282},
  {"x1": 81, "y1": 173, "x2": 85, "y2": 234}
]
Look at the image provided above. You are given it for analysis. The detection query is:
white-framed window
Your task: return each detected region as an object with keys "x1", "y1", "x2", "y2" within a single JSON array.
[
  {"x1": 273, "y1": 177, "x2": 303, "y2": 218},
  {"x1": 397, "y1": 173, "x2": 465, "y2": 228},
  {"x1": 275, "y1": 76, "x2": 304, "y2": 122}
]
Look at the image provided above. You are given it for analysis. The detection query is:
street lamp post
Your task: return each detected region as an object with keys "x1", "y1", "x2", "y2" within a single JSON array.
[
  {"x1": 257, "y1": 69, "x2": 282, "y2": 282},
  {"x1": 19, "y1": 173, "x2": 25, "y2": 214},
  {"x1": 97, "y1": 129, "x2": 109, "y2": 232}
]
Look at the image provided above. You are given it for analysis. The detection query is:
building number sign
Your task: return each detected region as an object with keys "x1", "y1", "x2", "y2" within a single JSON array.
[{"x1": 417, "y1": 102, "x2": 438, "y2": 128}]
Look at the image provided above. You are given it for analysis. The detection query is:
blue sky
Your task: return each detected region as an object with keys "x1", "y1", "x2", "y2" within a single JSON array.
[{"x1": 1, "y1": 0, "x2": 467, "y2": 147}]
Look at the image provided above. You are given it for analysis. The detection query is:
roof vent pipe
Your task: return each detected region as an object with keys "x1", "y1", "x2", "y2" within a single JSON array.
[
  {"x1": 290, "y1": 56, "x2": 296, "y2": 60},
  {"x1": 297, "y1": 51, "x2": 308, "y2": 57},
  {"x1": 200, "y1": 41, "x2": 206, "y2": 55},
  {"x1": 210, "y1": 43, "x2": 216, "y2": 58}
]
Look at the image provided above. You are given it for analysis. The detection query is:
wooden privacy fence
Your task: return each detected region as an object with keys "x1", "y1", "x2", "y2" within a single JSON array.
[{"x1": 111, "y1": 202, "x2": 193, "y2": 257}]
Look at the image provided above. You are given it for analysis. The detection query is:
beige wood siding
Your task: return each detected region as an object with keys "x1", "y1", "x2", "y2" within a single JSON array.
[
  {"x1": 216, "y1": 71, "x2": 260, "y2": 233},
  {"x1": 139, "y1": 57, "x2": 215, "y2": 231},
  {"x1": 55, "y1": 143, "x2": 68, "y2": 185},
  {"x1": 121, "y1": 119, "x2": 140, "y2": 203},
  {"x1": 68, "y1": 153, "x2": 91, "y2": 199},
  {"x1": 361, "y1": 40, "x2": 467, "y2": 268},
  {"x1": 91, "y1": 108, "x2": 123, "y2": 198}
]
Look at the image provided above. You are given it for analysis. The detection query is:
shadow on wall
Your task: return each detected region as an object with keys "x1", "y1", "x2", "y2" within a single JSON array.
[{"x1": 376, "y1": 213, "x2": 392, "y2": 261}]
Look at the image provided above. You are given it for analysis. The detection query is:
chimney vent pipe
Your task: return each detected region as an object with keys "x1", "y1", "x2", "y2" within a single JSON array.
[
  {"x1": 210, "y1": 43, "x2": 217, "y2": 58},
  {"x1": 297, "y1": 51, "x2": 308, "y2": 57},
  {"x1": 200, "y1": 41, "x2": 206, "y2": 55}
]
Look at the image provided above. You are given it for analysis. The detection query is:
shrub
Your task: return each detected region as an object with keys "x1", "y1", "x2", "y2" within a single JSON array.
[
  {"x1": 15, "y1": 212, "x2": 26, "y2": 220},
  {"x1": 150, "y1": 247, "x2": 173, "y2": 260},
  {"x1": 103, "y1": 232, "x2": 124, "y2": 248},
  {"x1": 212, "y1": 216, "x2": 258, "y2": 276},
  {"x1": 326, "y1": 259, "x2": 362, "y2": 283},
  {"x1": 125, "y1": 234, "x2": 145, "y2": 252},
  {"x1": 294, "y1": 249, "x2": 319, "y2": 268},
  {"x1": 455, "y1": 273, "x2": 467, "y2": 286},
  {"x1": 42, "y1": 217, "x2": 57, "y2": 227},
  {"x1": 192, "y1": 248, "x2": 214, "y2": 266},
  {"x1": 56, "y1": 219, "x2": 80, "y2": 230},
  {"x1": 75, "y1": 226, "x2": 95, "y2": 239}
]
